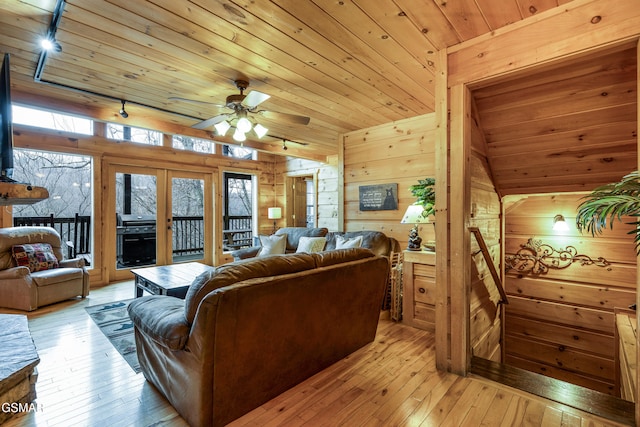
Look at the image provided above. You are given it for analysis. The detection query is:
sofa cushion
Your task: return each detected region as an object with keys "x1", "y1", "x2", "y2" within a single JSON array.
[
  {"x1": 258, "y1": 234, "x2": 287, "y2": 256},
  {"x1": 31, "y1": 267, "x2": 84, "y2": 286},
  {"x1": 312, "y1": 247, "x2": 375, "y2": 268},
  {"x1": 275, "y1": 227, "x2": 328, "y2": 252},
  {"x1": 12, "y1": 243, "x2": 59, "y2": 272},
  {"x1": 334, "y1": 235, "x2": 363, "y2": 249},
  {"x1": 295, "y1": 236, "x2": 326, "y2": 253},
  {"x1": 128, "y1": 296, "x2": 190, "y2": 351},
  {"x1": 184, "y1": 253, "x2": 318, "y2": 323}
]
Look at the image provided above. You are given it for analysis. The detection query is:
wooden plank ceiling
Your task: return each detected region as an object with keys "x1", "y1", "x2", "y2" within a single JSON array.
[
  {"x1": 473, "y1": 45, "x2": 637, "y2": 196},
  {"x1": 0, "y1": 0, "x2": 636, "y2": 195}
]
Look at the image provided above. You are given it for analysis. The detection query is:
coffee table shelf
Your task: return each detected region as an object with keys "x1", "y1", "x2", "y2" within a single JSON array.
[{"x1": 132, "y1": 262, "x2": 215, "y2": 299}]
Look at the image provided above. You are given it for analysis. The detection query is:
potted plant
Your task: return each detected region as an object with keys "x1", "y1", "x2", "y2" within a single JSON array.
[
  {"x1": 409, "y1": 177, "x2": 436, "y2": 218},
  {"x1": 406, "y1": 178, "x2": 436, "y2": 251},
  {"x1": 575, "y1": 170, "x2": 640, "y2": 253}
]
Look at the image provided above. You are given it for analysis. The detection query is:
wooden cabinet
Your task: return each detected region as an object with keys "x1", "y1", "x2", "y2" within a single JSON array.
[{"x1": 402, "y1": 250, "x2": 436, "y2": 331}]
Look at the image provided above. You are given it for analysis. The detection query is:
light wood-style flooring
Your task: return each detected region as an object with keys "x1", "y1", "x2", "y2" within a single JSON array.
[{"x1": 0, "y1": 281, "x2": 631, "y2": 427}]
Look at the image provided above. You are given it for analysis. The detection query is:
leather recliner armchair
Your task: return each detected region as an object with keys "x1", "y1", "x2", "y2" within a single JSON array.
[{"x1": 0, "y1": 226, "x2": 90, "y2": 311}]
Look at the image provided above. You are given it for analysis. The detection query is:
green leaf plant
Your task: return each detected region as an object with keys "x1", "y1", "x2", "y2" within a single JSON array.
[
  {"x1": 409, "y1": 177, "x2": 436, "y2": 218},
  {"x1": 575, "y1": 170, "x2": 640, "y2": 254}
]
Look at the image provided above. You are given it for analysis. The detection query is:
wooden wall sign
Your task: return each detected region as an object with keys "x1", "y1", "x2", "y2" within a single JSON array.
[{"x1": 358, "y1": 183, "x2": 398, "y2": 211}]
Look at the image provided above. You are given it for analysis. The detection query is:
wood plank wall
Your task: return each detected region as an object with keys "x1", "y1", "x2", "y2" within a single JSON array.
[
  {"x1": 341, "y1": 114, "x2": 436, "y2": 248},
  {"x1": 469, "y1": 104, "x2": 502, "y2": 362},
  {"x1": 503, "y1": 193, "x2": 637, "y2": 395}
]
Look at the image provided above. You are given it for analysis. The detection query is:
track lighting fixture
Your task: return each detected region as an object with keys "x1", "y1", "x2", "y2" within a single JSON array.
[
  {"x1": 282, "y1": 140, "x2": 288, "y2": 150},
  {"x1": 40, "y1": 37, "x2": 62, "y2": 52},
  {"x1": 119, "y1": 100, "x2": 128, "y2": 118}
]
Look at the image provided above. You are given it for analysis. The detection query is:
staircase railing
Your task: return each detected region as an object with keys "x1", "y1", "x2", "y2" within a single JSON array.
[{"x1": 469, "y1": 227, "x2": 508, "y2": 305}]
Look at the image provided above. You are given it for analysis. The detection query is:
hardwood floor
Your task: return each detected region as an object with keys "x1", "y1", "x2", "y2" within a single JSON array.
[{"x1": 0, "y1": 281, "x2": 632, "y2": 426}]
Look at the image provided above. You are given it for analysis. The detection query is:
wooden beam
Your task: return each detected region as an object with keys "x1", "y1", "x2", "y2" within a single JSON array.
[
  {"x1": 434, "y1": 48, "x2": 449, "y2": 371},
  {"x1": 635, "y1": 34, "x2": 640, "y2": 425},
  {"x1": 449, "y1": 83, "x2": 472, "y2": 375},
  {"x1": 448, "y1": 0, "x2": 640, "y2": 87}
]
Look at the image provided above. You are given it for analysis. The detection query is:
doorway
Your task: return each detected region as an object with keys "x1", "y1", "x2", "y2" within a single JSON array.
[
  {"x1": 285, "y1": 174, "x2": 317, "y2": 228},
  {"x1": 108, "y1": 165, "x2": 213, "y2": 282}
]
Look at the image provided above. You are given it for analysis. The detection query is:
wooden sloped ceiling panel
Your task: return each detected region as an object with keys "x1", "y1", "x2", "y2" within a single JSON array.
[
  {"x1": 474, "y1": 47, "x2": 638, "y2": 196},
  {"x1": 0, "y1": 0, "x2": 582, "y2": 160}
]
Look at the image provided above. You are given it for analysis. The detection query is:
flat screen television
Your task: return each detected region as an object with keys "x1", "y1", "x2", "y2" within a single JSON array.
[{"x1": 0, "y1": 53, "x2": 14, "y2": 182}]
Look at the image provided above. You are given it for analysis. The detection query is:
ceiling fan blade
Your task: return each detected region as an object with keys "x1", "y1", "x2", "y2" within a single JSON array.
[
  {"x1": 192, "y1": 114, "x2": 230, "y2": 129},
  {"x1": 243, "y1": 90, "x2": 270, "y2": 108},
  {"x1": 259, "y1": 110, "x2": 311, "y2": 125},
  {"x1": 169, "y1": 97, "x2": 225, "y2": 107}
]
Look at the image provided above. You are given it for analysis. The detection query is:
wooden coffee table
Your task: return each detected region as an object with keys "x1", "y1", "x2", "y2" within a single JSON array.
[{"x1": 131, "y1": 262, "x2": 215, "y2": 299}]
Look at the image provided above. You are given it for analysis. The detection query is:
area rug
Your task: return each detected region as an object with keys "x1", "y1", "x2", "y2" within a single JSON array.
[{"x1": 85, "y1": 299, "x2": 140, "y2": 374}]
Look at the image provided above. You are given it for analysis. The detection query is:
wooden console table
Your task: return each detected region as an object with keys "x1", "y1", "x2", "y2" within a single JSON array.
[
  {"x1": 402, "y1": 250, "x2": 436, "y2": 331},
  {"x1": 0, "y1": 314, "x2": 40, "y2": 424}
]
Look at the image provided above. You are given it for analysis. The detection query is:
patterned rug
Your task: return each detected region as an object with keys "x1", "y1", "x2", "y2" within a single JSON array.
[{"x1": 85, "y1": 299, "x2": 140, "y2": 373}]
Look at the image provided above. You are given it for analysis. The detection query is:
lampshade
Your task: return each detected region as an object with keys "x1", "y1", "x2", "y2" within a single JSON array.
[
  {"x1": 214, "y1": 120, "x2": 231, "y2": 136},
  {"x1": 236, "y1": 116, "x2": 252, "y2": 133},
  {"x1": 232, "y1": 128, "x2": 246, "y2": 142},
  {"x1": 268, "y1": 207, "x2": 282, "y2": 220},
  {"x1": 401, "y1": 204, "x2": 429, "y2": 224},
  {"x1": 254, "y1": 123, "x2": 268, "y2": 138},
  {"x1": 553, "y1": 214, "x2": 569, "y2": 231}
]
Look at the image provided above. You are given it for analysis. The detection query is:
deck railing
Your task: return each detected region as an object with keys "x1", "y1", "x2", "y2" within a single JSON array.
[{"x1": 13, "y1": 214, "x2": 254, "y2": 262}]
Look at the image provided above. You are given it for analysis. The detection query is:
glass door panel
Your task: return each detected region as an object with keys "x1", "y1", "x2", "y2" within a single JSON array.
[
  {"x1": 170, "y1": 176, "x2": 205, "y2": 263},
  {"x1": 115, "y1": 171, "x2": 157, "y2": 270}
]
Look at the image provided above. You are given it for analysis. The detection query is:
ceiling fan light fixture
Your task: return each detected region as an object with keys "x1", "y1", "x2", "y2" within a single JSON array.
[
  {"x1": 254, "y1": 123, "x2": 268, "y2": 138},
  {"x1": 236, "y1": 116, "x2": 252, "y2": 133},
  {"x1": 232, "y1": 128, "x2": 246, "y2": 142},
  {"x1": 214, "y1": 120, "x2": 231, "y2": 136}
]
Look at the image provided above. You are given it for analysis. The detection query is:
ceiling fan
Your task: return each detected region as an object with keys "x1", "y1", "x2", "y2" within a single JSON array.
[{"x1": 170, "y1": 80, "x2": 310, "y2": 142}]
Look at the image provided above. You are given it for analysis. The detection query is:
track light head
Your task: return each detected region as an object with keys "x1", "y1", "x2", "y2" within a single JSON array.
[
  {"x1": 119, "y1": 100, "x2": 128, "y2": 118},
  {"x1": 282, "y1": 140, "x2": 288, "y2": 151},
  {"x1": 41, "y1": 38, "x2": 62, "y2": 52}
]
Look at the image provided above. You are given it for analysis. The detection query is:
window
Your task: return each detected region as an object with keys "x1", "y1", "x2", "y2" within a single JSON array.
[
  {"x1": 222, "y1": 172, "x2": 254, "y2": 251},
  {"x1": 221, "y1": 144, "x2": 256, "y2": 160},
  {"x1": 12, "y1": 149, "x2": 93, "y2": 263},
  {"x1": 107, "y1": 123, "x2": 162, "y2": 145},
  {"x1": 12, "y1": 105, "x2": 92, "y2": 135},
  {"x1": 172, "y1": 135, "x2": 215, "y2": 153},
  {"x1": 306, "y1": 178, "x2": 315, "y2": 227}
]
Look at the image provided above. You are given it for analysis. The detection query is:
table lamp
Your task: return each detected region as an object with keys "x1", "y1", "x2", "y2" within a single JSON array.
[
  {"x1": 401, "y1": 204, "x2": 429, "y2": 251},
  {"x1": 268, "y1": 207, "x2": 282, "y2": 234}
]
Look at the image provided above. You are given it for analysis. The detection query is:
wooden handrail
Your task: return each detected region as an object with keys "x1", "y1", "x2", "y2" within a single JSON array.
[{"x1": 469, "y1": 227, "x2": 508, "y2": 305}]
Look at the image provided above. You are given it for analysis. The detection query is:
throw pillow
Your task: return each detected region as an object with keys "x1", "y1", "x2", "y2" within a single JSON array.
[
  {"x1": 12, "y1": 243, "x2": 59, "y2": 272},
  {"x1": 335, "y1": 235, "x2": 363, "y2": 249},
  {"x1": 258, "y1": 233, "x2": 287, "y2": 256},
  {"x1": 296, "y1": 236, "x2": 326, "y2": 253}
]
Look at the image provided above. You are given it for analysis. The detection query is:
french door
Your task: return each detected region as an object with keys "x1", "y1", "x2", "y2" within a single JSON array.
[{"x1": 108, "y1": 165, "x2": 213, "y2": 282}]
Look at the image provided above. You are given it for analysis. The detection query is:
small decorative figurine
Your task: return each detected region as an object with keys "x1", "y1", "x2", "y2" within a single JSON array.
[{"x1": 407, "y1": 225, "x2": 422, "y2": 251}]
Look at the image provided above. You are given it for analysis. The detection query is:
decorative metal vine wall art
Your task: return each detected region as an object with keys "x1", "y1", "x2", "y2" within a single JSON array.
[{"x1": 505, "y1": 238, "x2": 611, "y2": 274}]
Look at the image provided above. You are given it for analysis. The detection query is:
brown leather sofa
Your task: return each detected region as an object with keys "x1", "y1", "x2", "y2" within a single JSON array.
[
  {"x1": 0, "y1": 226, "x2": 90, "y2": 311},
  {"x1": 127, "y1": 248, "x2": 389, "y2": 427},
  {"x1": 230, "y1": 227, "x2": 399, "y2": 261}
]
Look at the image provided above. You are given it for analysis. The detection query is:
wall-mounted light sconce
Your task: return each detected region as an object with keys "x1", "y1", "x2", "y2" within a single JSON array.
[
  {"x1": 553, "y1": 214, "x2": 569, "y2": 232},
  {"x1": 268, "y1": 207, "x2": 282, "y2": 234},
  {"x1": 119, "y1": 100, "x2": 129, "y2": 118}
]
